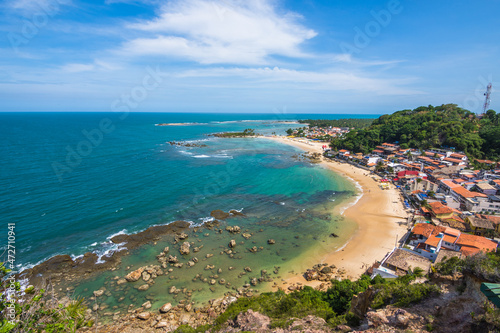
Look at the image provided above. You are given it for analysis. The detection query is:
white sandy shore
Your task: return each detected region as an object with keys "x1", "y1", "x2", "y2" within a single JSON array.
[{"x1": 263, "y1": 136, "x2": 410, "y2": 288}]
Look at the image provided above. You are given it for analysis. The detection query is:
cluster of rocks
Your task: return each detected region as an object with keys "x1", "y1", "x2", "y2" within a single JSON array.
[
  {"x1": 82, "y1": 292, "x2": 255, "y2": 332},
  {"x1": 219, "y1": 310, "x2": 335, "y2": 333},
  {"x1": 304, "y1": 263, "x2": 346, "y2": 282},
  {"x1": 291, "y1": 152, "x2": 323, "y2": 164},
  {"x1": 168, "y1": 141, "x2": 208, "y2": 148}
]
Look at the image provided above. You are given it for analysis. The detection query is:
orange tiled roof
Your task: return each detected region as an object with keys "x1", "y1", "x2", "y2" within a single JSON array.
[
  {"x1": 456, "y1": 234, "x2": 497, "y2": 254},
  {"x1": 441, "y1": 180, "x2": 461, "y2": 188},
  {"x1": 481, "y1": 215, "x2": 500, "y2": 226},
  {"x1": 412, "y1": 223, "x2": 446, "y2": 238},
  {"x1": 442, "y1": 234, "x2": 458, "y2": 244},
  {"x1": 444, "y1": 157, "x2": 464, "y2": 164},
  {"x1": 428, "y1": 201, "x2": 453, "y2": 215},
  {"x1": 425, "y1": 235, "x2": 441, "y2": 247},
  {"x1": 450, "y1": 153, "x2": 466, "y2": 159},
  {"x1": 452, "y1": 186, "x2": 488, "y2": 198},
  {"x1": 460, "y1": 246, "x2": 481, "y2": 256}
]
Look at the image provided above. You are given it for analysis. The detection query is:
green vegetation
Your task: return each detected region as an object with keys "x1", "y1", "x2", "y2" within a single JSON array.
[
  {"x1": 371, "y1": 282, "x2": 440, "y2": 309},
  {"x1": 472, "y1": 302, "x2": 500, "y2": 332},
  {"x1": 177, "y1": 274, "x2": 439, "y2": 332},
  {"x1": 0, "y1": 262, "x2": 93, "y2": 332},
  {"x1": 329, "y1": 104, "x2": 500, "y2": 160},
  {"x1": 435, "y1": 251, "x2": 500, "y2": 282},
  {"x1": 212, "y1": 128, "x2": 256, "y2": 137},
  {"x1": 298, "y1": 118, "x2": 375, "y2": 129}
]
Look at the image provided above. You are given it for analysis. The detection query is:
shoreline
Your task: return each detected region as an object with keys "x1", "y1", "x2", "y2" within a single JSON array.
[
  {"x1": 20, "y1": 134, "x2": 410, "y2": 312},
  {"x1": 263, "y1": 136, "x2": 409, "y2": 289}
]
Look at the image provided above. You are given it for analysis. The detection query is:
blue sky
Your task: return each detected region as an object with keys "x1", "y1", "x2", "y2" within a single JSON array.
[{"x1": 1, "y1": 0, "x2": 499, "y2": 113}]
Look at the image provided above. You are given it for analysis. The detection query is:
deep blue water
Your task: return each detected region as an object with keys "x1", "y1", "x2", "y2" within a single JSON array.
[{"x1": 0, "y1": 112, "x2": 377, "y2": 272}]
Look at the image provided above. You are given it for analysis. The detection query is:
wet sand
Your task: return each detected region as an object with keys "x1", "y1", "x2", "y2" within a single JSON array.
[{"x1": 264, "y1": 136, "x2": 409, "y2": 288}]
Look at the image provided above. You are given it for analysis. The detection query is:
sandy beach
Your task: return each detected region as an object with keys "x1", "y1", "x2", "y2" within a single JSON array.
[{"x1": 265, "y1": 136, "x2": 410, "y2": 288}]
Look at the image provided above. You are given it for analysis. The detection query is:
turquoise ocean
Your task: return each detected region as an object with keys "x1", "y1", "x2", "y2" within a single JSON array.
[{"x1": 0, "y1": 112, "x2": 376, "y2": 313}]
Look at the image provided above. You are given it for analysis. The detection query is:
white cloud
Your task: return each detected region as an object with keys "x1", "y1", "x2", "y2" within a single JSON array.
[
  {"x1": 121, "y1": 0, "x2": 317, "y2": 65},
  {"x1": 5, "y1": 0, "x2": 70, "y2": 16},
  {"x1": 60, "y1": 63, "x2": 95, "y2": 72},
  {"x1": 177, "y1": 66, "x2": 422, "y2": 95},
  {"x1": 60, "y1": 60, "x2": 122, "y2": 73}
]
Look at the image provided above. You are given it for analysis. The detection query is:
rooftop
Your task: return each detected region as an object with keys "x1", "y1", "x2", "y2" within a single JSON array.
[
  {"x1": 384, "y1": 248, "x2": 431, "y2": 273},
  {"x1": 456, "y1": 233, "x2": 497, "y2": 255},
  {"x1": 468, "y1": 216, "x2": 495, "y2": 230}
]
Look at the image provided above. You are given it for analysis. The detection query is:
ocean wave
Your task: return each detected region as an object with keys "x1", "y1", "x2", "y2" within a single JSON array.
[
  {"x1": 16, "y1": 209, "x2": 244, "y2": 274},
  {"x1": 193, "y1": 154, "x2": 233, "y2": 159},
  {"x1": 95, "y1": 241, "x2": 127, "y2": 264},
  {"x1": 339, "y1": 176, "x2": 364, "y2": 215},
  {"x1": 106, "y1": 229, "x2": 128, "y2": 240},
  {"x1": 178, "y1": 150, "x2": 194, "y2": 156}
]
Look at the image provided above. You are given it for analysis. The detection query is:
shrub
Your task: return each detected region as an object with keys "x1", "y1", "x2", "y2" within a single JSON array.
[
  {"x1": 434, "y1": 256, "x2": 465, "y2": 275},
  {"x1": 323, "y1": 275, "x2": 373, "y2": 315},
  {"x1": 371, "y1": 281, "x2": 440, "y2": 309},
  {"x1": 0, "y1": 262, "x2": 92, "y2": 332}
]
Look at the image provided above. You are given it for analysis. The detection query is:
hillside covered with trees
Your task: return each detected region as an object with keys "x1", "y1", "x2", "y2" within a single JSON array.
[
  {"x1": 329, "y1": 104, "x2": 500, "y2": 161},
  {"x1": 299, "y1": 118, "x2": 374, "y2": 130}
]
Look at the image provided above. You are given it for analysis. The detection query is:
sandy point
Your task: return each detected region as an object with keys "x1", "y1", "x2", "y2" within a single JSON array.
[{"x1": 262, "y1": 136, "x2": 410, "y2": 290}]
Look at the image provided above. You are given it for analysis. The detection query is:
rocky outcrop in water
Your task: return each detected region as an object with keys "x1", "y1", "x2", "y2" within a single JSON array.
[
  {"x1": 225, "y1": 226, "x2": 241, "y2": 234},
  {"x1": 179, "y1": 242, "x2": 191, "y2": 255},
  {"x1": 168, "y1": 141, "x2": 208, "y2": 148}
]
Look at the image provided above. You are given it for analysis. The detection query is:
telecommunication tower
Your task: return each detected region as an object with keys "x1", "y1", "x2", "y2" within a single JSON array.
[{"x1": 483, "y1": 83, "x2": 492, "y2": 113}]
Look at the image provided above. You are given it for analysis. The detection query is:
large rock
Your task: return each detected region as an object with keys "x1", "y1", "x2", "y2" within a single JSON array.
[
  {"x1": 137, "y1": 312, "x2": 151, "y2": 320},
  {"x1": 159, "y1": 303, "x2": 172, "y2": 313},
  {"x1": 229, "y1": 240, "x2": 236, "y2": 248},
  {"x1": 116, "y1": 278, "x2": 127, "y2": 285},
  {"x1": 226, "y1": 226, "x2": 241, "y2": 234},
  {"x1": 211, "y1": 210, "x2": 230, "y2": 219},
  {"x1": 267, "y1": 239, "x2": 275, "y2": 245},
  {"x1": 180, "y1": 241, "x2": 191, "y2": 255},
  {"x1": 229, "y1": 209, "x2": 245, "y2": 216},
  {"x1": 93, "y1": 290, "x2": 104, "y2": 297},
  {"x1": 320, "y1": 266, "x2": 333, "y2": 274},
  {"x1": 235, "y1": 309, "x2": 270, "y2": 332},
  {"x1": 167, "y1": 255, "x2": 178, "y2": 263},
  {"x1": 350, "y1": 287, "x2": 374, "y2": 319},
  {"x1": 304, "y1": 269, "x2": 319, "y2": 281},
  {"x1": 125, "y1": 267, "x2": 144, "y2": 282},
  {"x1": 138, "y1": 284, "x2": 149, "y2": 291}
]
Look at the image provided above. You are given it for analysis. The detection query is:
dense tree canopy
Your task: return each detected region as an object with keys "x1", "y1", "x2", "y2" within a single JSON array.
[
  {"x1": 299, "y1": 118, "x2": 374, "y2": 129},
  {"x1": 329, "y1": 104, "x2": 500, "y2": 160}
]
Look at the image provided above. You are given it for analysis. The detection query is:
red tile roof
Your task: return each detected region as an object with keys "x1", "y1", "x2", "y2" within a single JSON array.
[
  {"x1": 444, "y1": 157, "x2": 464, "y2": 164},
  {"x1": 452, "y1": 186, "x2": 488, "y2": 198},
  {"x1": 412, "y1": 223, "x2": 446, "y2": 238},
  {"x1": 442, "y1": 234, "x2": 457, "y2": 244},
  {"x1": 441, "y1": 180, "x2": 461, "y2": 189},
  {"x1": 425, "y1": 235, "x2": 441, "y2": 247},
  {"x1": 481, "y1": 215, "x2": 500, "y2": 226},
  {"x1": 428, "y1": 201, "x2": 454, "y2": 215},
  {"x1": 456, "y1": 234, "x2": 497, "y2": 255}
]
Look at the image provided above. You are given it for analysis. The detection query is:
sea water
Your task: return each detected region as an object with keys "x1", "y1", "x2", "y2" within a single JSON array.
[{"x1": 0, "y1": 112, "x2": 374, "y2": 316}]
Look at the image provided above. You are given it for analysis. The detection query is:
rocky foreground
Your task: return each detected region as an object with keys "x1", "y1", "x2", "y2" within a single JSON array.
[{"x1": 74, "y1": 271, "x2": 496, "y2": 333}]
